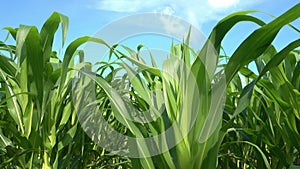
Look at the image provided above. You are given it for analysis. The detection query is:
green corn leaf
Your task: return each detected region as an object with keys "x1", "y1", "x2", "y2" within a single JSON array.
[
  {"x1": 3, "y1": 27, "x2": 18, "y2": 40},
  {"x1": 0, "y1": 70, "x2": 24, "y2": 134},
  {"x1": 40, "y1": 12, "x2": 68, "y2": 64},
  {"x1": 233, "y1": 39, "x2": 300, "y2": 118},
  {"x1": 208, "y1": 10, "x2": 265, "y2": 53},
  {"x1": 57, "y1": 124, "x2": 77, "y2": 152},
  {"x1": 225, "y1": 4, "x2": 300, "y2": 82},
  {"x1": 78, "y1": 70, "x2": 155, "y2": 168},
  {"x1": 0, "y1": 54, "x2": 16, "y2": 77},
  {"x1": 59, "y1": 36, "x2": 110, "y2": 95},
  {"x1": 0, "y1": 129, "x2": 12, "y2": 148},
  {"x1": 17, "y1": 25, "x2": 44, "y2": 106}
]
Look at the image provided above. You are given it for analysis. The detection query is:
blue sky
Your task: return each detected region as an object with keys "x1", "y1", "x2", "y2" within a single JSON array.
[{"x1": 0, "y1": 0, "x2": 299, "y2": 58}]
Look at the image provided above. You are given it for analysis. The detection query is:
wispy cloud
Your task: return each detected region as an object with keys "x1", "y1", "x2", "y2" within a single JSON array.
[
  {"x1": 208, "y1": 0, "x2": 240, "y2": 8},
  {"x1": 92, "y1": 0, "x2": 262, "y2": 28},
  {"x1": 94, "y1": 0, "x2": 165, "y2": 13}
]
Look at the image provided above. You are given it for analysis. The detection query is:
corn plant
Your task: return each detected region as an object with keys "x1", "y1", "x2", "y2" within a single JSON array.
[
  {"x1": 0, "y1": 12, "x2": 129, "y2": 168},
  {"x1": 0, "y1": 3, "x2": 299, "y2": 169},
  {"x1": 66, "y1": 4, "x2": 299, "y2": 169},
  {"x1": 220, "y1": 47, "x2": 300, "y2": 168},
  {"x1": 219, "y1": 5, "x2": 300, "y2": 169}
]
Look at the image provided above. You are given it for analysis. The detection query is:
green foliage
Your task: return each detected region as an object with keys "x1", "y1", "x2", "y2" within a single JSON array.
[
  {"x1": 0, "y1": 12, "x2": 129, "y2": 168},
  {"x1": 0, "y1": 3, "x2": 299, "y2": 169}
]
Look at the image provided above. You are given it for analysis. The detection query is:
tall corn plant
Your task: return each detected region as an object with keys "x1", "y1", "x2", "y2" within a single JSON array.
[
  {"x1": 218, "y1": 4, "x2": 300, "y2": 169},
  {"x1": 0, "y1": 12, "x2": 79, "y2": 168},
  {"x1": 204, "y1": 3, "x2": 300, "y2": 168},
  {"x1": 0, "y1": 4, "x2": 298, "y2": 169},
  {"x1": 0, "y1": 12, "x2": 130, "y2": 168},
  {"x1": 220, "y1": 47, "x2": 300, "y2": 168},
  {"x1": 75, "y1": 4, "x2": 300, "y2": 169}
]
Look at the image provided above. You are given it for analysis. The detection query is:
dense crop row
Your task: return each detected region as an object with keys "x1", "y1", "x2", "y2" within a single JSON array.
[{"x1": 0, "y1": 3, "x2": 299, "y2": 169}]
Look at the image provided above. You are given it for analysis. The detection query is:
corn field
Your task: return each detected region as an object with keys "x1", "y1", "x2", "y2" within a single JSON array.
[{"x1": 0, "y1": 3, "x2": 299, "y2": 169}]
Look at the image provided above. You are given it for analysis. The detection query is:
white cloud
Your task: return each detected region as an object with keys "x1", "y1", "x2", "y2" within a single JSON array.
[
  {"x1": 159, "y1": 6, "x2": 175, "y2": 15},
  {"x1": 93, "y1": 0, "x2": 262, "y2": 30},
  {"x1": 158, "y1": 14, "x2": 187, "y2": 37},
  {"x1": 208, "y1": 0, "x2": 239, "y2": 8},
  {"x1": 95, "y1": 0, "x2": 166, "y2": 12}
]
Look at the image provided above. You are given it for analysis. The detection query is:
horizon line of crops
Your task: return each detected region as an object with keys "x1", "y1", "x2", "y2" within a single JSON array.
[{"x1": 0, "y1": 3, "x2": 299, "y2": 169}]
